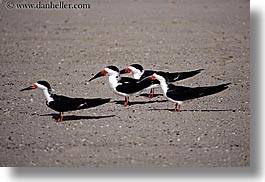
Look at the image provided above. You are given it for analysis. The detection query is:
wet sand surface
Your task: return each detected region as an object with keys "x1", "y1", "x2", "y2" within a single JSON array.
[{"x1": 0, "y1": 0, "x2": 249, "y2": 167}]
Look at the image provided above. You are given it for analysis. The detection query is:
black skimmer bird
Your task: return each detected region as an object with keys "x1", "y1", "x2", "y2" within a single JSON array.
[
  {"x1": 120, "y1": 63, "x2": 203, "y2": 98},
  {"x1": 20, "y1": 81, "x2": 110, "y2": 122},
  {"x1": 149, "y1": 73, "x2": 230, "y2": 112},
  {"x1": 89, "y1": 66, "x2": 155, "y2": 106}
]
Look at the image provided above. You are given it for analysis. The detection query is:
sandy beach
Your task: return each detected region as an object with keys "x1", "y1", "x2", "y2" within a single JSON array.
[{"x1": 0, "y1": 0, "x2": 249, "y2": 167}]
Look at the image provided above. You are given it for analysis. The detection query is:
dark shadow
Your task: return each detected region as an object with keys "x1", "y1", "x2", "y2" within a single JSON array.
[
  {"x1": 139, "y1": 93, "x2": 163, "y2": 98},
  {"x1": 148, "y1": 108, "x2": 239, "y2": 112},
  {"x1": 39, "y1": 113, "x2": 115, "y2": 121},
  {"x1": 112, "y1": 99, "x2": 167, "y2": 106}
]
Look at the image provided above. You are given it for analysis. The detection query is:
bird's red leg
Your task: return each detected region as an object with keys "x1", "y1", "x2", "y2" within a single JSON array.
[
  {"x1": 124, "y1": 97, "x2": 129, "y2": 106},
  {"x1": 177, "y1": 104, "x2": 181, "y2": 112},
  {"x1": 174, "y1": 103, "x2": 181, "y2": 112},
  {"x1": 61, "y1": 112, "x2": 64, "y2": 121},
  {"x1": 57, "y1": 112, "x2": 63, "y2": 122},
  {"x1": 148, "y1": 88, "x2": 154, "y2": 98}
]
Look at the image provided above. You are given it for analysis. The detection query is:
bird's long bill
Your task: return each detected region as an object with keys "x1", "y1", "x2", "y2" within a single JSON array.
[
  {"x1": 89, "y1": 71, "x2": 105, "y2": 82},
  {"x1": 20, "y1": 85, "x2": 36, "y2": 91}
]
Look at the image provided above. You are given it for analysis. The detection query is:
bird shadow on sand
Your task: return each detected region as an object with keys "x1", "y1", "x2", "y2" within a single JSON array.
[
  {"x1": 112, "y1": 99, "x2": 168, "y2": 106},
  {"x1": 139, "y1": 93, "x2": 163, "y2": 98},
  {"x1": 148, "y1": 108, "x2": 236, "y2": 112},
  {"x1": 40, "y1": 113, "x2": 115, "y2": 122}
]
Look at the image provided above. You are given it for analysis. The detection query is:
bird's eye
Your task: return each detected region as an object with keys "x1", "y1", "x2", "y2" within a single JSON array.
[{"x1": 116, "y1": 76, "x2": 119, "y2": 78}]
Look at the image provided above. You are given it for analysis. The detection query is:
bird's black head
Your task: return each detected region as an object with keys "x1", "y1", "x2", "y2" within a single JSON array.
[
  {"x1": 130, "y1": 64, "x2": 144, "y2": 72},
  {"x1": 106, "y1": 65, "x2": 119, "y2": 73},
  {"x1": 36, "y1": 81, "x2": 52, "y2": 90},
  {"x1": 89, "y1": 65, "x2": 120, "y2": 82},
  {"x1": 120, "y1": 63, "x2": 144, "y2": 74},
  {"x1": 149, "y1": 73, "x2": 169, "y2": 84}
]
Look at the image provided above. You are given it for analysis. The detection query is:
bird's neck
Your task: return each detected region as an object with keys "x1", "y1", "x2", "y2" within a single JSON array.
[
  {"x1": 159, "y1": 80, "x2": 169, "y2": 96},
  {"x1": 42, "y1": 89, "x2": 54, "y2": 103},
  {"x1": 133, "y1": 71, "x2": 144, "y2": 80},
  {"x1": 134, "y1": 74, "x2": 141, "y2": 80},
  {"x1": 108, "y1": 75, "x2": 119, "y2": 91}
]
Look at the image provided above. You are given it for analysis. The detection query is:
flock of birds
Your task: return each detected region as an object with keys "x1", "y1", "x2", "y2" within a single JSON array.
[{"x1": 20, "y1": 64, "x2": 230, "y2": 122}]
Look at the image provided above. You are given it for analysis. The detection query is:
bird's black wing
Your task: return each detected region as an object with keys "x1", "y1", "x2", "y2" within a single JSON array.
[
  {"x1": 48, "y1": 94, "x2": 110, "y2": 112},
  {"x1": 145, "y1": 69, "x2": 203, "y2": 83},
  {"x1": 168, "y1": 69, "x2": 204, "y2": 82},
  {"x1": 116, "y1": 76, "x2": 154, "y2": 94},
  {"x1": 119, "y1": 77, "x2": 138, "y2": 84},
  {"x1": 166, "y1": 83, "x2": 230, "y2": 101}
]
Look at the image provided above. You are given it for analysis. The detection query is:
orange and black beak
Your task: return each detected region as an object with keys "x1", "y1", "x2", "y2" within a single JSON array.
[
  {"x1": 120, "y1": 67, "x2": 131, "y2": 74},
  {"x1": 149, "y1": 75, "x2": 156, "y2": 81},
  {"x1": 20, "y1": 84, "x2": 37, "y2": 91},
  {"x1": 89, "y1": 69, "x2": 108, "y2": 82}
]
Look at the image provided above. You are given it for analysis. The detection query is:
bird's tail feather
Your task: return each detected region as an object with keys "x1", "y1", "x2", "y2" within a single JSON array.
[
  {"x1": 170, "y1": 69, "x2": 204, "y2": 82},
  {"x1": 196, "y1": 83, "x2": 231, "y2": 97}
]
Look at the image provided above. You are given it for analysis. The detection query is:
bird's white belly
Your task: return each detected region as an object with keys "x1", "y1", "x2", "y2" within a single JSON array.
[
  {"x1": 165, "y1": 95, "x2": 183, "y2": 105},
  {"x1": 114, "y1": 89, "x2": 144, "y2": 97}
]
